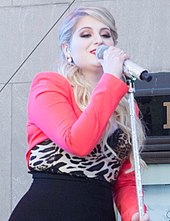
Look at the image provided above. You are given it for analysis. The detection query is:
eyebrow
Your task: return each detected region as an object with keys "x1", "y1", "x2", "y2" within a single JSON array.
[{"x1": 78, "y1": 27, "x2": 111, "y2": 32}]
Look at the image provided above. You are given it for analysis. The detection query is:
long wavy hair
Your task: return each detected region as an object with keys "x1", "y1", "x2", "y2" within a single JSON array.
[{"x1": 57, "y1": 6, "x2": 146, "y2": 167}]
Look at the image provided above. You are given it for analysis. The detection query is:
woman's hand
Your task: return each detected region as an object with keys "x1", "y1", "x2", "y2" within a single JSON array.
[
  {"x1": 131, "y1": 212, "x2": 150, "y2": 221},
  {"x1": 98, "y1": 46, "x2": 129, "y2": 79}
]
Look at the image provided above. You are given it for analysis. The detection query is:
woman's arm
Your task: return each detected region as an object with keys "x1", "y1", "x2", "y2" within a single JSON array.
[
  {"x1": 113, "y1": 159, "x2": 147, "y2": 221},
  {"x1": 28, "y1": 72, "x2": 128, "y2": 156}
]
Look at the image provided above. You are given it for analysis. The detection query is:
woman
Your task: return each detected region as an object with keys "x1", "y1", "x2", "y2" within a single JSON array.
[{"x1": 9, "y1": 6, "x2": 150, "y2": 221}]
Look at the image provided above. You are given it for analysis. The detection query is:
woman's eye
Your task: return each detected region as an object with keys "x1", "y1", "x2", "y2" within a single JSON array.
[
  {"x1": 102, "y1": 34, "x2": 111, "y2": 38},
  {"x1": 80, "y1": 34, "x2": 91, "y2": 38}
]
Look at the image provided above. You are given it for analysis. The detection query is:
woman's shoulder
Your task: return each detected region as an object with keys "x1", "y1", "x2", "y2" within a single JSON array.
[
  {"x1": 31, "y1": 72, "x2": 72, "y2": 90},
  {"x1": 29, "y1": 72, "x2": 72, "y2": 95},
  {"x1": 32, "y1": 72, "x2": 69, "y2": 85}
]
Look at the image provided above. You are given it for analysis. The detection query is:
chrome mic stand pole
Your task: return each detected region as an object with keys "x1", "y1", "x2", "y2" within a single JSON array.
[{"x1": 127, "y1": 78, "x2": 144, "y2": 220}]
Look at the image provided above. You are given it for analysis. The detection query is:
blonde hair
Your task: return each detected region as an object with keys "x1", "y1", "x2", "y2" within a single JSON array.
[{"x1": 57, "y1": 6, "x2": 146, "y2": 168}]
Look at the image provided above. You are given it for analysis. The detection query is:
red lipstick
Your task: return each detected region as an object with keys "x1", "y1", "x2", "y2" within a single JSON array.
[{"x1": 90, "y1": 49, "x2": 96, "y2": 55}]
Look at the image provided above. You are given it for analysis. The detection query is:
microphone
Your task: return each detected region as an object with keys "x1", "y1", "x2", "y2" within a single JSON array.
[{"x1": 96, "y1": 45, "x2": 152, "y2": 82}]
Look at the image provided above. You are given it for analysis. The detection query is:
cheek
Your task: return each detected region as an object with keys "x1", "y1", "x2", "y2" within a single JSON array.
[
  {"x1": 103, "y1": 37, "x2": 115, "y2": 46},
  {"x1": 72, "y1": 54, "x2": 86, "y2": 67},
  {"x1": 70, "y1": 46, "x2": 86, "y2": 65}
]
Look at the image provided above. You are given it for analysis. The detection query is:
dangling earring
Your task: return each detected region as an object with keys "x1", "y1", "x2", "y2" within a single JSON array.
[
  {"x1": 66, "y1": 47, "x2": 73, "y2": 64},
  {"x1": 67, "y1": 56, "x2": 73, "y2": 64}
]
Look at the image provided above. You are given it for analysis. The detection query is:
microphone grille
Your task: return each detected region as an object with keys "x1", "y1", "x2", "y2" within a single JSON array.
[{"x1": 96, "y1": 45, "x2": 109, "y2": 59}]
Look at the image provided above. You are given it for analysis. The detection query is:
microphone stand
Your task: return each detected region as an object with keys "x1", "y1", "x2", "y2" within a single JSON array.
[{"x1": 127, "y1": 77, "x2": 144, "y2": 220}]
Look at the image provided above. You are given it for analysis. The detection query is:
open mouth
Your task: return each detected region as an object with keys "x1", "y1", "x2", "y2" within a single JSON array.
[{"x1": 90, "y1": 49, "x2": 96, "y2": 55}]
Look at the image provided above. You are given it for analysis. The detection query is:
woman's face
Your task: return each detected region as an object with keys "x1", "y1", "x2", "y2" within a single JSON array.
[{"x1": 68, "y1": 15, "x2": 115, "y2": 73}]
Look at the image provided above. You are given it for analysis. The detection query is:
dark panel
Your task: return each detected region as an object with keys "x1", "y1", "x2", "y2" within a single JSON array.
[{"x1": 134, "y1": 72, "x2": 170, "y2": 164}]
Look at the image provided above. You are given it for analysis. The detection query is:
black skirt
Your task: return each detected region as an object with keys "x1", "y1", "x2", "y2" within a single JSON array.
[{"x1": 9, "y1": 172, "x2": 116, "y2": 221}]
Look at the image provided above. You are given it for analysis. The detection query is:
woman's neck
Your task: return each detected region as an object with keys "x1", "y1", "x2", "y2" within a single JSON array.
[{"x1": 83, "y1": 69, "x2": 103, "y2": 89}]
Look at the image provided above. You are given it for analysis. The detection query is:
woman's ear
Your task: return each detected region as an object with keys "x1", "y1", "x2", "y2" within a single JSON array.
[
  {"x1": 62, "y1": 43, "x2": 71, "y2": 58},
  {"x1": 61, "y1": 43, "x2": 73, "y2": 64}
]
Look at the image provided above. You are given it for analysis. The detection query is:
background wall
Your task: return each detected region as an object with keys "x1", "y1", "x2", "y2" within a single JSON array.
[{"x1": 0, "y1": 0, "x2": 170, "y2": 220}]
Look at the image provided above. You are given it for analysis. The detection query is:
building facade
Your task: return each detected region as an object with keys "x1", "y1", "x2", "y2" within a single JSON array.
[{"x1": 0, "y1": 1, "x2": 170, "y2": 220}]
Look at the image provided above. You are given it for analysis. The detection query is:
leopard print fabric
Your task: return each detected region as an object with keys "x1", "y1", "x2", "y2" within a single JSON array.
[{"x1": 29, "y1": 128, "x2": 131, "y2": 185}]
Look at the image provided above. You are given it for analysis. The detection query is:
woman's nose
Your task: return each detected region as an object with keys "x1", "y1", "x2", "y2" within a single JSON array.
[{"x1": 93, "y1": 34, "x2": 103, "y2": 44}]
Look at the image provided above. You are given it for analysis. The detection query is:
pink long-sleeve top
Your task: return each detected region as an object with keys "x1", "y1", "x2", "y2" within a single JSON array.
[
  {"x1": 26, "y1": 72, "x2": 145, "y2": 221},
  {"x1": 27, "y1": 72, "x2": 128, "y2": 161}
]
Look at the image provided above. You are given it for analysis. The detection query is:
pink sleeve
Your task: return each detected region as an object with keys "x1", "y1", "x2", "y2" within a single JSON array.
[
  {"x1": 28, "y1": 72, "x2": 128, "y2": 156},
  {"x1": 135, "y1": 103, "x2": 139, "y2": 117},
  {"x1": 113, "y1": 160, "x2": 147, "y2": 221}
]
